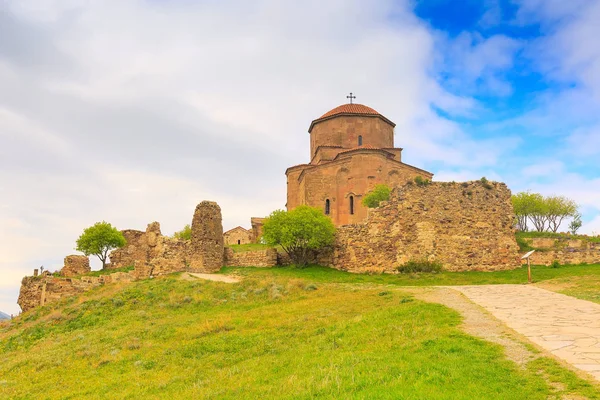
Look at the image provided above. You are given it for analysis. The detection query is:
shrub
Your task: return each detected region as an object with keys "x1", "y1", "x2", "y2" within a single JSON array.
[
  {"x1": 397, "y1": 259, "x2": 443, "y2": 274},
  {"x1": 362, "y1": 184, "x2": 391, "y2": 208},
  {"x1": 551, "y1": 260, "x2": 561, "y2": 269},
  {"x1": 414, "y1": 176, "x2": 431, "y2": 187},
  {"x1": 173, "y1": 224, "x2": 192, "y2": 241},
  {"x1": 480, "y1": 177, "x2": 493, "y2": 190}
]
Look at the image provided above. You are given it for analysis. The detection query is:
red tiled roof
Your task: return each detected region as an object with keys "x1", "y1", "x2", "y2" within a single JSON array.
[
  {"x1": 309, "y1": 103, "x2": 395, "y2": 132},
  {"x1": 319, "y1": 103, "x2": 380, "y2": 119}
]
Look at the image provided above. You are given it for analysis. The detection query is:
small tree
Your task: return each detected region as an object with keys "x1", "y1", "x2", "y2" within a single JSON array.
[
  {"x1": 362, "y1": 184, "x2": 391, "y2": 208},
  {"x1": 262, "y1": 206, "x2": 335, "y2": 267},
  {"x1": 569, "y1": 213, "x2": 583, "y2": 235},
  {"x1": 546, "y1": 195, "x2": 578, "y2": 233},
  {"x1": 173, "y1": 224, "x2": 192, "y2": 240},
  {"x1": 76, "y1": 221, "x2": 126, "y2": 269}
]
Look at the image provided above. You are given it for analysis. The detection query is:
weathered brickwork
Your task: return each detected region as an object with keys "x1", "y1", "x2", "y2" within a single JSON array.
[
  {"x1": 17, "y1": 270, "x2": 138, "y2": 312},
  {"x1": 189, "y1": 201, "x2": 224, "y2": 273},
  {"x1": 250, "y1": 217, "x2": 265, "y2": 243},
  {"x1": 287, "y1": 103, "x2": 433, "y2": 225},
  {"x1": 332, "y1": 181, "x2": 521, "y2": 273},
  {"x1": 223, "y1": 248, "x2": 278, "y2": 267},
  {"x1": 59, "y1": 255, "x2": 90, "y2": 277},
  {"x1": 523, "y1": 238, "x2": 600, "y2": 266},
  {"x1": 223, "y1": 226, "x2": 252, "y2": 245}
]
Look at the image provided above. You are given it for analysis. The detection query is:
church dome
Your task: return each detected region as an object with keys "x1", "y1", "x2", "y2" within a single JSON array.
[{"x1": 309, "y1": 103, "x2": 395, "y2": 132}]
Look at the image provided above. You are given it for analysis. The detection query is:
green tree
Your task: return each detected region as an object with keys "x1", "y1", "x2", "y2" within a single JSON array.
[
  {"x1": 512, "y1": 192, "x2": 542, "y2": 231},
  {"x1": 569, "y1": 213, "x2": 583, "y2": 235},
  {"x1": 362, "y1": 184, "x2": 391, "y2": 208},
  {"x1": 76, "y1": 221, "x2": 126, "y2": 269},
  {"x1": 546, "y1": 195, "x2": 579, "y2": 233},
  {"x1": 173, "y1": 224, "x2": 192, "y2": 240},
  {"x1": 262, "y1": 206, "x2": 336, "y2": 267}
]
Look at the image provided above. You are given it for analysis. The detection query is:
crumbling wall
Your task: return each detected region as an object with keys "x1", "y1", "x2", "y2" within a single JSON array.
[
  {"x1": 189, "y1": 201, "x2": 224, "y2": 273},
  {"x1": 523, "y1": 238, "x2": 600, "y2": 266},
  {"x1": 333, "y1": 181, "x2": 520, "y2": 272},
  {"x1": 17, "y1": 270, "x2": 138, "y2": 313},
  {"x1": 223, "y1": 248, "x2": 278, "y2": 267},
  {"x1": 59, "y1": 255, "x2": 90, "y2": 277},
  {"x1": 251, "y1": 218, "x2": 265, "y2": 243}
]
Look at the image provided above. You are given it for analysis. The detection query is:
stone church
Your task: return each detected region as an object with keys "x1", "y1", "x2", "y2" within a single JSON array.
[{"x1": 286, "y1": 101, "x2": 433, "y2": 225}]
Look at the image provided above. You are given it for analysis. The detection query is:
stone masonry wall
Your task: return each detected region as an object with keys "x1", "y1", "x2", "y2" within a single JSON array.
[
  {"x1": 523, "y1": 238, "x2": 600, "y2": 266},
  {"x1": 333, "y1": 181, "x2": 521, "y2": 273},
  {"x1": 223, "y1": 248, "x2": 278, "y2": 267},
  {"x1": 60, "y1": 255, "x2": 90, "y2": 277},
  {"x1": 189, "y1": 201, "x2": 224, "y2": 273},
  {"x1": 18, "y1": 270, "x2": 138, "y2": 313}
]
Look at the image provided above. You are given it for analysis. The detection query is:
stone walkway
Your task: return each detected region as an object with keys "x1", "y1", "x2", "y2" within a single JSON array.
[{"x1": 449, "y1": 285, "x2": 600, "y2": 381}]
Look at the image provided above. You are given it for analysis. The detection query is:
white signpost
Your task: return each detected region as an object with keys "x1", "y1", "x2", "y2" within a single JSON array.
[{"x1": 521, "y1": 250, "x2": 536, "y2": 283}]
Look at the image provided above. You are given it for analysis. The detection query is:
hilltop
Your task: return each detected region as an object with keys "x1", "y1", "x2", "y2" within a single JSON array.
[
  {"x1": 2, "y1": 266, "x2": 600, "y2": 399},
  {"x1": 0, "y1": 311, "x2": 9, "y2": 320}
]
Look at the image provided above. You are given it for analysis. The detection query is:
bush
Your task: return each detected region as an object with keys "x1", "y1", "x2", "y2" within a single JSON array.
[
  {"x1": 397, "y1": 259, "x2": 443, "y2": 274},
  {"x1": 362, "y1": 184, "x2": 391, "y2": 208},
  {"x1": 173, "y1": 224, "x2": 192, "y2": 240},
  {"x1": 480, "y1": 177, "x2": 493, "y2": 190},
  {"x1": 551, "y1": 260, "x2": 561, "y2": 269},
  {"x1": 414, "y1": 176, "x2": 431, "y2": 187}
]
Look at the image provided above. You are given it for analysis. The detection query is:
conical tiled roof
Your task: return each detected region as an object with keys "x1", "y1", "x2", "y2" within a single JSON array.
[{"x1": 309, "y1": 103, "x2": 395, "y2": 132}]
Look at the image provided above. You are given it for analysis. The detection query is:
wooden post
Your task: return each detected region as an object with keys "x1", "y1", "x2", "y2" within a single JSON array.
[{"x1": 527, "y1": 257, "x2": 532, "y2": 283}]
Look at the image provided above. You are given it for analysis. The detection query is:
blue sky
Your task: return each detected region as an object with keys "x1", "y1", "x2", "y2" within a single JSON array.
[{"x1": 0, "y1": 0, "x2": 599, "y2": 314}]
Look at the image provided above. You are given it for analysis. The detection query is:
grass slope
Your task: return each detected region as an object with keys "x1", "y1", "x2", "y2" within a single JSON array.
[{"x1": 1, "y1": 272, "x2": 599, "y2": 399}]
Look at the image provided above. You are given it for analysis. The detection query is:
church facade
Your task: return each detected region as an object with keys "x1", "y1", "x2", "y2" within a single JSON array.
[{"x1": 286, "y1": 102, "x2": 433, "y2": 225}]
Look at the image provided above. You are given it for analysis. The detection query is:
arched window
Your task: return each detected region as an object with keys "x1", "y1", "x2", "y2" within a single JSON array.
[
  {"x1": 358, "y1": 135, "x2": 363, "y2": 146},
  {"x1": 350, "y1": 196, "x2": 354, "y2": 215},
  {"x1": 325, "y1": 199, "x2": 330, "y2": 215}
]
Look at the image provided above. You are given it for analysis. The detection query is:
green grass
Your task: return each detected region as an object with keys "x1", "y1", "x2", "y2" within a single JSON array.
[
  {"x1": 227, "y1": 243, "x2": 275, "y2": 253},
  {"x1": 221, "y1": 263, "x2": 600, "y2": 286},
  {"x1": 516, "y1": 231, "x2": 600, "y2": 243},
  {"x1": 2, "y1": 273, "x2": 599, "y2": 399},
  {"x1": 79, "y1": 265, "x2": 135, "y2": 277}
]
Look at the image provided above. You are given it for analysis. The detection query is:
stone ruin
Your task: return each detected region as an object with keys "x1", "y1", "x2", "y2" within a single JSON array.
[{"x1": 60, "y1": 255, "x2": 91, "y2": 277}]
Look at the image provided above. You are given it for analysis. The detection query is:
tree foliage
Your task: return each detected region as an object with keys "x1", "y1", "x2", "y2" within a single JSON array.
[
  {"x1": 512, "y1": 192, "x2": 579, "y2": 233},
  {"x1": 569, "y1": 213, "x2": 583, "y2": 235},
  {"x1": 262, "y1": 206, "x2": 336, "y2": 267},
  {"x1": 173, "y1": 224, "x2": 192, "y2": 240},
  {"x1": 76, "y1": 221, "x2": 126, "y2": 269},
  {"x1": 362, "y1": 184, "x2": 391, "y2": 208}
]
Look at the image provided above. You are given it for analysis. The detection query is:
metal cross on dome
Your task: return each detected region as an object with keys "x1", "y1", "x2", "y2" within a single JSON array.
[{"x1": 346, "y1": 92, "x2": 356, "y2": 104}]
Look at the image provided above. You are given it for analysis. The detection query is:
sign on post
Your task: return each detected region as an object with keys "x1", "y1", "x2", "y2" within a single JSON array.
[{"x1": 521, "y1": 250, "x2": 536, "y2": 283}]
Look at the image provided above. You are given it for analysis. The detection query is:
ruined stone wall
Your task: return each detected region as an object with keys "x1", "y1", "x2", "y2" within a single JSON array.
[
  {"x1": 251, "y1": 218, "x2": 265, "y2": 243},
  {"x1": 333, "y1": 181, "x2": 520, "y2": 273},
  {"x1": 189, "y1": 201, "x2": 224, "y2": 273},
  {"x1": 17, "y1": 270, "x2": 138, "y2": 312},
  {"x1": 223, "y1": 248, "x2": 278, "y2": 267},
  {"x1": 60, "y1": 255, "x2": 90, "y2": 277},
  {"x1": 523, "y1": 238, "x2": 600, "y2": 266}
]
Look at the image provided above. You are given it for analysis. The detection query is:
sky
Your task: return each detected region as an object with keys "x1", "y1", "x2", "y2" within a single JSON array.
[{"x1": 1, "y1": 0, "x2": 599, "y2": 315}]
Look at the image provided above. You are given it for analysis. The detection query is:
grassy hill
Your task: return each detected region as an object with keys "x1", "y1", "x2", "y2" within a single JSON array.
[{"x1": 1, "y1": 266, "x2": 600, "y2": 399}]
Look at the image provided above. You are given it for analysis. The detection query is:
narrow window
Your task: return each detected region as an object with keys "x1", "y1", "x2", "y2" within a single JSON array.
[
  {"x1": 325, "y1": 199, "x2": 330, "y2": 215},
  {"x1": 238, "y1": 240, "x2": 241, "y2": 245},
  {"x1": 350, "y1": 196, "x2": 354, "y2": 215},
  {"x1": 358, "y1": 135, "x2": 363, "y2": 146}
]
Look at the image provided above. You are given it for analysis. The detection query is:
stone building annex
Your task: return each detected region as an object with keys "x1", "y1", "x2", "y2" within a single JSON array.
[{"x1": 286, "y1": 98, "x2": 433, "y2": 225}]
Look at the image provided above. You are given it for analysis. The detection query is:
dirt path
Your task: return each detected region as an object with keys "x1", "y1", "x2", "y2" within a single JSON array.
[
  {"x1": 449, "y1": 285, "x2": 600, "y2": 382},
  {"x1": 183, "y1": 273, "x2": 240, "y2": 283}
]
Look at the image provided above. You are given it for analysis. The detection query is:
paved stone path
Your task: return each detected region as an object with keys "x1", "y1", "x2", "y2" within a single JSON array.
[{"x1": 449, "y1": 284, "x2": 600, "y2": 381}]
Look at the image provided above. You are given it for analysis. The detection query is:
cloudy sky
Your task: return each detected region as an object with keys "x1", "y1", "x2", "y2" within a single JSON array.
[{"x1": 1, "y1": 0, "x2": 599, "y2": 314}]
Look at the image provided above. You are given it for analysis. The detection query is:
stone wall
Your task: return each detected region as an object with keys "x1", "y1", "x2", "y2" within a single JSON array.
[
  {"x1": 189, "y1": 201, "x2": 224, "y2": 273},
  {"x1": 17, "y1": 270, "x2": 138, "y2": 312},
  {"x1": 59, "y1": 255, "x2": 90, "y2": 277},
  {"x1": 523, "y1": 238, "x2": 600, "y2": 266},
  {"x1": 223, "y1": 248, "x2": 278, "y2": 267},
  {"x1": 332, "y1": 181, "x2": 521, "y2": 273}
]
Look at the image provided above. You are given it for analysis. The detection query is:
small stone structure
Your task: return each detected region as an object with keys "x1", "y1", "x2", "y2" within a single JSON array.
[
  {"x1": 223, "y1": 247, "x2": 278, "y2": 267},
  {"x1": 332, "y1": 181, "x2": 521, "y2": 273},
  {"x1": 60, "y1": 255, "x2": 90, "y2": 277},
  {"x1": 250, "y1": 218, "x2": 265, "y2": 242},
  {"x1": 189, "y1": 201, "x2": 224, "y2": 273},
  {"x1": 223, "y1": 226, "x2": 252, "y2": 245},
  {"x1": 522, "y1": 237, "x2": 600, "y2": 266}
]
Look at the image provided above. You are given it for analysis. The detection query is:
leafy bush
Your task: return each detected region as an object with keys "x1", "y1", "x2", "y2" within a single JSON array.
[
  {"x1": 262, "y1": 206, "x2": 336, "y2": 267},
  {"x1": 397, "y1": 259, "x2": 443, "y2": 274},
  {"x1": 414, "y1": 176, "x2": 431, "y2": 187},
  {"x1": 551, "y1": 260, "x2": 561, "y2": 269},
  {"x1": 362, "y1": 184, "x2": 391, "y2": 208},
  {"x1": 173, "y1": 224, "x2": 192, "y2": 241},
  {"x1": 480, "y1": 177, "x2": 493, "y2": 190}
]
